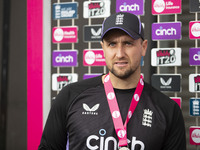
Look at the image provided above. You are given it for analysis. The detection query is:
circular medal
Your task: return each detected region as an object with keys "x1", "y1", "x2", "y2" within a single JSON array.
[{"x1": 119, "y1": 147, "x2": 130, "y2": 150}]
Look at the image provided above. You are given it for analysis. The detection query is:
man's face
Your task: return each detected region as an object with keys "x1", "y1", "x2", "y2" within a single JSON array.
[{"x1": 101, "y1": 30, "x2": 147, "y2": 79}]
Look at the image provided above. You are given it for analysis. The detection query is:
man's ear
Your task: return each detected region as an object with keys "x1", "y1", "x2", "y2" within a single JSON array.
[
  {"x1": 100, "y1": 41, "x2": 103, "y2": 48},
  {"x1": 100, "y1": 41, "x2": 105, "y2": 57},
  {"x1": 141, "y1": 40, "x2": 148, "y2": 57}
]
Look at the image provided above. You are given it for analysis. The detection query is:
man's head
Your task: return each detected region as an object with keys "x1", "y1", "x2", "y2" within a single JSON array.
[
  {"x1": 101, "y1": 12, "x2": 144, "y2": 41},
  {"x1": 100, "y1": 12, "x2": 147, "y2": 80}
]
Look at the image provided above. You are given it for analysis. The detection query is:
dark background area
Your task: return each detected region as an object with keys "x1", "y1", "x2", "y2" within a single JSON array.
[{"x1": 0, "y1": 0, "x2": 27, "y2": 149}]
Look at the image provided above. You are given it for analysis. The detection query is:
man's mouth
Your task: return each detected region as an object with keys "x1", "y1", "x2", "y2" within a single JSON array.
[{"x1": 114, "y1": 61, "x2": 128, "y2": 67}]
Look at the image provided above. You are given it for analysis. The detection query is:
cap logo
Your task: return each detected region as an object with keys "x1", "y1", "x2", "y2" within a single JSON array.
[{"x1": 115, "y1": 14, "x2": 124, "y2": 25}]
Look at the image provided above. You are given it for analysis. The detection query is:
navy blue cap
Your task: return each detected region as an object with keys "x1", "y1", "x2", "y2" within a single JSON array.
[{"x1": 101, "y1": 12, "x2": 144, "y2": 40}]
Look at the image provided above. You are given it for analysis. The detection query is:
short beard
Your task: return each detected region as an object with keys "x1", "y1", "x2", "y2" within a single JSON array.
[{"x1": 110, "y1": 67, "x2": 135, "y2": 79}]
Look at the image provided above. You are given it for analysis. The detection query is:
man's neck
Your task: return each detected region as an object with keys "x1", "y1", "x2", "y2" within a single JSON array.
[{"x1": 102, "y1": 72, "x2": 141, "y2": 89}]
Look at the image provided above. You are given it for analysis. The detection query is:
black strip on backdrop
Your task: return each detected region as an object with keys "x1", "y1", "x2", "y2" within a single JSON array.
[{"x1": 0, "y1": 0, "x2": 10, "y2": 149}]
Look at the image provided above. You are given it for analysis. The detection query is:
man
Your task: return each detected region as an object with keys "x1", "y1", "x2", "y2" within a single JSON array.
[{"x1": 39, "y1": 12, "x2": 186, "y2": 150}]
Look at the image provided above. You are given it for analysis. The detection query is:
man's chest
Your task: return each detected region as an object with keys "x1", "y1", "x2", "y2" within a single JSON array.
[{"x1": 66, "y1": 91, "x2": 166, "y2": 150}]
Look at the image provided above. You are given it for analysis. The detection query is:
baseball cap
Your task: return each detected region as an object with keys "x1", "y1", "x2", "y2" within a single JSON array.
[{"x1": 101, "y1": 12, "x2": 144, "y2": 41}]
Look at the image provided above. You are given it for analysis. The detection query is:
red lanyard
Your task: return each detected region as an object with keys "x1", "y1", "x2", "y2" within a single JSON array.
[{"x1": 104, "y1": 74, "x2": 144, "y2": 148}]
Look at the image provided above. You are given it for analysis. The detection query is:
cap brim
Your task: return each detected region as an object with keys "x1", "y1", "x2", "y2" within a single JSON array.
[{"x1": 101, "y1": 27, "x2": 141, "y2": 41}]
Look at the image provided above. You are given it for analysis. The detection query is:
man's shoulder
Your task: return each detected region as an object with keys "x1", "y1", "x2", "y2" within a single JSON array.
[
  {"x1": 59, "y1": 75, "x2": 103, "y2": 98},
  {"x1": 143, "y1": 82, "x2": 178, "y2": 108},
  {"x1": 53, "y1": 75, "x2": 103, "y2": 108},
  {"x1": 69, "y1": 75, "x2": 103, "y2": 91},
  {"x1": 143, "y1": 82, "x2": 182, "y2": 125}
]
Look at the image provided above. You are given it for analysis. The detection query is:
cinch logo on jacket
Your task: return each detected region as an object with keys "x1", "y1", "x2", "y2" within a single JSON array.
[{"x1": 86, "y1": 129, "x2": 145, "y2": 150}]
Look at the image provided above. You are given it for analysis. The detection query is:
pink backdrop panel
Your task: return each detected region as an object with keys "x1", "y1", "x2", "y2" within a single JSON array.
[{"x1": 27, "y1": 0, "x2": 43, "y2": 150}]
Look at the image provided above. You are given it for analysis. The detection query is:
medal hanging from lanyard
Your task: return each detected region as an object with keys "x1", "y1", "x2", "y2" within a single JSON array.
[{"x1": 104, "y1": 74, "x2": 144, "y2": 150}]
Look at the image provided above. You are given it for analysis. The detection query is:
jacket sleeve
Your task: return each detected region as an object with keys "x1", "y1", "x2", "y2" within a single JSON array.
[
  {"x1": 162, "y1": 103, "x2": 186, "y2": 150},
  {"x1": 38, "y1": 86, "x2": 71, "y2": 150}
]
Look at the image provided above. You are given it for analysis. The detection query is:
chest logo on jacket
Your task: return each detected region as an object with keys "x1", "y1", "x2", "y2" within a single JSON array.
[
  {"x1": 142, "y1": 109, "x2": 153, "y2": 127},
  {"x1": 82, "y1": 103, "x2": 100, "y2": 115}
]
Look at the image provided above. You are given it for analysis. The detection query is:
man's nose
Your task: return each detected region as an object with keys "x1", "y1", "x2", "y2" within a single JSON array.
[{"x1": 116, "y1": 45, "x2": 125, "y2": 58}]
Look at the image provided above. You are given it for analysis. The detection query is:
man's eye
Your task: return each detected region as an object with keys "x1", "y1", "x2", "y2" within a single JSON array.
[
  {"x1": 125, "y1": 42, "x2": 132, "y2": 45},
  {"x1": 108, "y1": 42, "x2": 116, "y2": 47}
]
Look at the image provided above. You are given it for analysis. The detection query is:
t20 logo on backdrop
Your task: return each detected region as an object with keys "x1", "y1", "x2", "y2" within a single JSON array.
[
  {"x1": 152, "y1": 0, "x2": 181, "y2": 15},
  {"x1": 52, "y1": 73, "x2": 78, "y2": 91},
  {"x1": 189, "y1": 74, "x2": 200, "y2": 92},
  {"x1": 189, "y1": 48, "x2": 200, "y2": 66},
  {"x1": 152, "y1": 22, "x2": 182, "y2": 40},
  {"x1": 189, "y1": 21, "x2": 200, "y2": 39},
  {"x1": 52, "y1": 26, "x2": 78, "y2": 43},
  {"x1": 53, "y1": 2, "x2": 78, "y2": 20},
  {"x1": 83, "y1": 49, "x2": 106, "y2": 66},
  {"x1": 151, "y1": 48, "x2": 181, "y2": 66},
  {"x1": 116, "y1": 0, "x2": 144, "y2": 15},
  {"x1": 52, "y1": 50, "x2": 78, "y2": 67},
  {"x1": 83, "y1": 0, "x2": 111, "y2": 18}
]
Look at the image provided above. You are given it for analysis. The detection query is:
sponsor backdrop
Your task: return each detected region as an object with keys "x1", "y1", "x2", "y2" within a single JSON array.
[
  {"x1": 51, "y1": 0, "x2": 147, "y2": 94},
  {"x1": 25, "y1": 0, "x2": 200, "y2": 149},
  {"x1": 189, "y1": 0, "x2": 200, "y2": 147}
]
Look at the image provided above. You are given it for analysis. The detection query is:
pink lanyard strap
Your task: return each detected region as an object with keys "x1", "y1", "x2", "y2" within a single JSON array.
[{"x1": 104, "y1": 74, "x2": 144, "y2": 147}]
